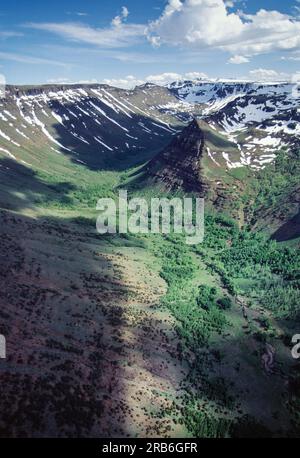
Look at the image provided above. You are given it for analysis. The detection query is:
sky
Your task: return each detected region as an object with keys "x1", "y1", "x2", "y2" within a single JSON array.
[{"x1": 0, "y1": 0, "x2": 300, "y2": 87}]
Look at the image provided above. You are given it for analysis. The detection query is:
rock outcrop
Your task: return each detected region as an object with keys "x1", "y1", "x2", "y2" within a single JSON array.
[{"x1": 147, "y1": 118, "x2": 207, "y2": 194}]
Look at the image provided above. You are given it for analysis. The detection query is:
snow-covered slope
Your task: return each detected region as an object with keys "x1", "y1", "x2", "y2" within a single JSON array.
[
  {"x1": 0, "y1": 79, "x2": 299, "y2": 172},
  {"x1": 169, "y1": 79, "x2": 294, "y2": 105},
  {"x1": 168, "y1": 79, "x2": 300, "y2": 170}
]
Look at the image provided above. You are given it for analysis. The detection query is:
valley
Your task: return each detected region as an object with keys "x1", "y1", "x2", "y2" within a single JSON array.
[{"x1": 0, "y1": 78, "x2": 299, "y2": 437}]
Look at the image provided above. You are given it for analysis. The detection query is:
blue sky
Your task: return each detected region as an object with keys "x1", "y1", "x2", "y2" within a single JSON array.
[{"x1": 0, "y1": 0, "x2": 300, "y2": 86}]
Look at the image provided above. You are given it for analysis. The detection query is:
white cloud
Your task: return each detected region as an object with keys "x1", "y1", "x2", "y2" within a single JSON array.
[
  {"x1": 0, "y1": 51, "x2": 68, "y2": 67},
  {"x1": 47, "y1": 77, "x2": 72, "y2": 84},
  {"x1": 122, "y1": 6, "x2": 129, "y2": 18},
  {"x1": 228, "y1": 55, "x2": 249, "y2": 64},
  {"x1": 47, "y1": 77, "x2": 100, "y2": 85},
  {"x1": 66, "y1": 12, "x2": 89, "y2": 17},
  {"x1": 46, "y1": 70, "x2": 297, "y2": 88},
  {"x1": 0, "y1": 31, "x2": 23, "y2": 38},
  {"x1": 291, "y1": 72, "x2": 300, "y2": 83},
  {"x1": 102, "y1": 75, "x2": 144, "y2": 89},
  {"x1": 146, "y1": 71, "x2": 207, "y2": 85},
  {"x1": 28, "y1": 7, "x2": 145, "y2": 49},
  {"x1": 28, "y1": 22, "x2": 145, "y2": 48},
  {"x1": 77, "y1": 79, "x2": 99, "y2": 84},
  {"x1": 146, "y1": 72, "x2": 182, "y2": 85},
  {"x1": 111, "y1": 6, "x2": 129, "y2": 27},
  {"x1": 281, "y1": 52, "x2": 300, "y2": 61},
  {"x1": 224, "y1": 0, "x2": 242, "y2": 7},
  {"x1": 184, "y1": 71, "x2": 208, "y2": 79},
  {"x1": 148, "y1": 0, "x2": 243, "y2": 48},
  {"x1": 102, "y1": 71, "x2": 208, "y2": 89},
  {"x1": 249, "y1": 68, "x2": 289, "y2": 82},
  {"x1": 104, "y1": 69, "x2": 295, "y2": 90},
  {"x1": 148, "y1": 0, "x2": 300, "y2": 57},
  {"x1": 26, "y1": 1, "x2": 300, "y2": 65}
]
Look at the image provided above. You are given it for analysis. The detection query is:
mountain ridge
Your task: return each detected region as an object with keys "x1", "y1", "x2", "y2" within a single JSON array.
[{"x1": 0, "y1": 78, "x2": 299, "y2": 236}]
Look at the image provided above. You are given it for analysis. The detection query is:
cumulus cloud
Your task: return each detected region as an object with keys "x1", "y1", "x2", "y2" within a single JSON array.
[
  {"x1": 26, "y1": 1, "x2": 300, "y2": 66},
  {"x1": 148, "y1": 0, "x2": 300, "y2": 57},
  {"x1": 111, "y1": 6, "x2": 129, "y2": 27},
  {"x1": 228, "y1": 55, "x2": 249, "y2": 64}
]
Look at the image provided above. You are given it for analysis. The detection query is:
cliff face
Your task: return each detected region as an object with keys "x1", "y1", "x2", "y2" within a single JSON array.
[{"x1": 147, "y1": 119, "x2": 207, "y2": 194}]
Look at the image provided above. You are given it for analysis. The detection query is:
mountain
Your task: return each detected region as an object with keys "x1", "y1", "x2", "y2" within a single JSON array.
[
  {"x1": 144, "y1": 79, "x2": 300, "y2": 234},
  {"x1": 169, "y1": 79, "x2": 300, "y2": 170},
  {"x1": 1, "y1": 79, "x2": 299, "y2": 173},
  {"x1": 146, "y1": 118, "x2": 205, "y2": 193},
  {"x1": 144, "y1": 117, "x2": 248, "y2": 219},
  {"x1": 1, "y1": 78, "x2": 299, "y2": 179}
]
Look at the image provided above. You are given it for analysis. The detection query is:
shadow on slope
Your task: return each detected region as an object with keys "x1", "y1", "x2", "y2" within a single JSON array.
[
  {"x1": 48, "y1": 100, "x2": 183, "y2": 172},
  {"x1": 0, "y1": 159, "x2": 188, "y2": 437},
  {"x1": 271, "y1": 209, "x2": 300, "y2": 242},
  {"x1": 0, "y1": 158, "x2": 76, "y2": 212}
]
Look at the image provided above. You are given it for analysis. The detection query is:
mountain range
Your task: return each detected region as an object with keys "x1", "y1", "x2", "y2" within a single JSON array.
[
  {"x1": 1, "y1": 79, "x2": 299, "y2": 172},
  {"x1": 1, "y1": 79, "x2": 299, "y2": 230}
]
